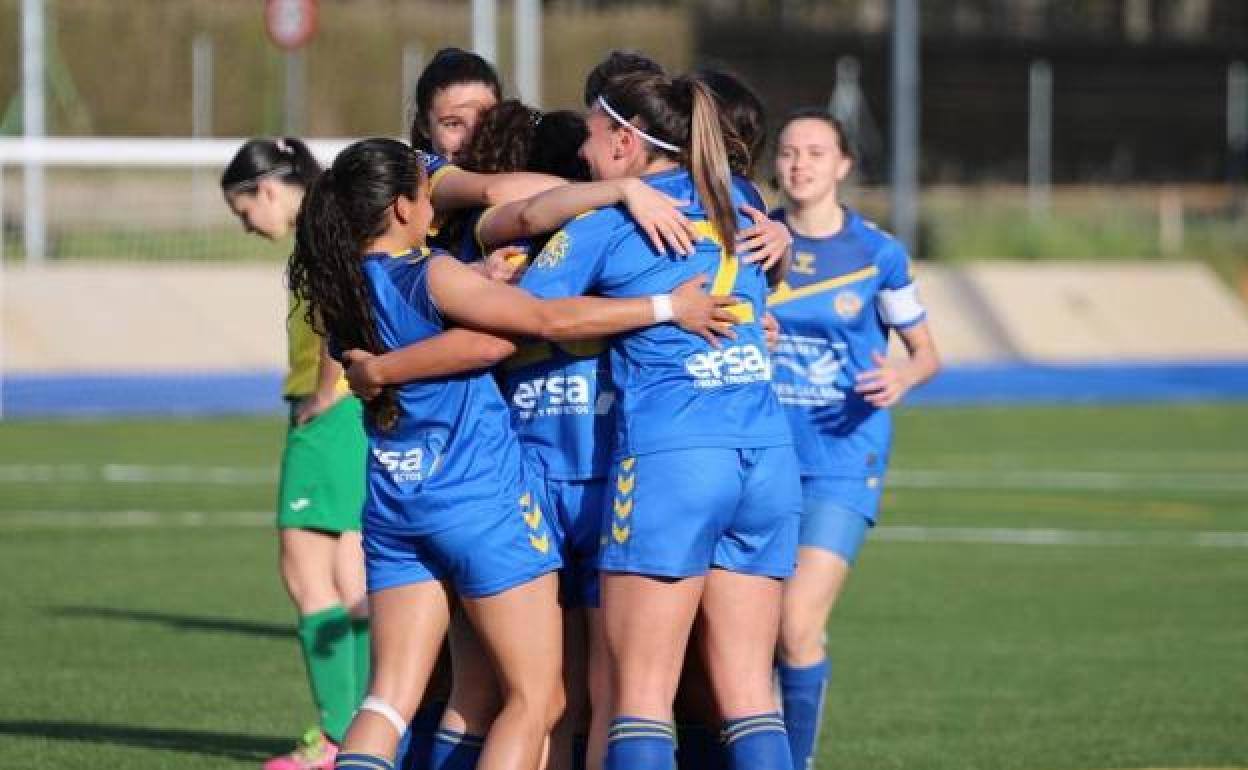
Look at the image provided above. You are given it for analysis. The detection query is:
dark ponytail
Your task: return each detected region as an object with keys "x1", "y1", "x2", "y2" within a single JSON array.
[
  {"x1": 288, "y1": 138, "x2": 426, "y2": 431},
  {"x1": 530, "y1": 110, "x2": 590, "y2": 181},
  {"x1": 599, "y1": 72, "x2": 737, "y2": 248},
  {"x1": 698, "y1": 69, "x2": 766, "y2": 178},
  {"x1": 221, "y1": 137, "x2": 321, "y2": 194}
]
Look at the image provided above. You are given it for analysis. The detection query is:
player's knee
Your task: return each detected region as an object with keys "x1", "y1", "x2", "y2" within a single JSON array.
[
  {"x1": 547, "y1": 680, "x2": 568, "y2": 729},
  {"x1": 778, "y1": 616, "x2": 826, "y2": 665},
  {"x1": 498, "y1": 685, "x2": 564, "y2": 736}
]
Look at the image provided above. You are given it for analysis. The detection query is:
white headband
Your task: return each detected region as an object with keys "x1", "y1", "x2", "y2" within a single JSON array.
[{"x1": 597, "y1": 95, "x2": 681, "y2": 153}]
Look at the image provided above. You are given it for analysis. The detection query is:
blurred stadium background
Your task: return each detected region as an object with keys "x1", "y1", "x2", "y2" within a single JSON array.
[{"x1": 0, "y1": 2, "x2": 1245, "y2": 769}]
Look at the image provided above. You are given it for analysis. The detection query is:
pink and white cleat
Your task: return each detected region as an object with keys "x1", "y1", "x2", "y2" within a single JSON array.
[{"x1": 263, "y1": 727, "x2": 339, "y2": 770}]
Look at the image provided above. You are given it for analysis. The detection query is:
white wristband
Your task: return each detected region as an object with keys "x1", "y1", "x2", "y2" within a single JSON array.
[{"x1": 651, "y1": 294, "x2": 675, "y2": 323}]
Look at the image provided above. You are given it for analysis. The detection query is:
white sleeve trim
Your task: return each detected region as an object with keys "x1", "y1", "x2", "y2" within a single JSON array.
[{"x1": 877, "y1": 283, "x2": 926, "y2": 327}]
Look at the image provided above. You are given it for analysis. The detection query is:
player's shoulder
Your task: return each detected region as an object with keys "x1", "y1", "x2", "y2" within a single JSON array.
[
  {"x1": 416, "y1": 149, "x2": 451, "y2": 174},
  {"x1": 573, "y1": 203, "x2": 632, "y2": 232},
  {"x1": 540, "y1": 205, "x2": 632, "y2": 257},
  {"x1": 375, "y1": 246, "x2": 440, "y2": 282},
  {"x1": 849, "y1": 209, "x2": 909, "y2": 265},
  {"x1": 732, "y1": 175, "x2": 767, "y2": 211}
]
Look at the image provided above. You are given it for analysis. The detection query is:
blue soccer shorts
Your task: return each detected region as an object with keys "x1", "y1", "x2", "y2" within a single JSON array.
[
  {"x1": 364, "y1": 490, "x2": 562, "y2": 599},
  {"x1": 533, "y1": 474, "x2": 607, "y2": 609},
  {"x1": 598, "y1": 446, "x2": 801, "y2": 579},
  {"x1": 797, "y1": 475, "x2": 882, "y2": 564}
]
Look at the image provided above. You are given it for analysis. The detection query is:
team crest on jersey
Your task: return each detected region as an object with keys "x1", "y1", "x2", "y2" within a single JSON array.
[
  {"x1": 534, "y1": 230, "x2": 570, "y2": 268},
  {"x1": 834, "y1": 290, "x2": 863, "y2": 320}
]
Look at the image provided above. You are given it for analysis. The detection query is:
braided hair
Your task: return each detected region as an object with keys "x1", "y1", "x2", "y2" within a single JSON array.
[{"x1": 288, "y1": 138, "x2": 426, "y2": 431}]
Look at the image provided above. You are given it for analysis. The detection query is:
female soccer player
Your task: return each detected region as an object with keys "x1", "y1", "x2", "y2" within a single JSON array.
[
  {"x1": 221, "y1": 137, "x2": 367, "y2": 770},
  {"x1": 287, "y1": 138, "x2": 737, "y2": 770},
  {"x1": 514, "y1": 72, "x2": 803, "y2": 770},
  {"x1": 342, "y1": 100, "x2": 711, "y2": 770},
  {"x1": 409, "y1": 47, "x2": 501, "y2": 163},
  {"x1": 768, "y1": 110, "x2": 940, "y2": 770}
]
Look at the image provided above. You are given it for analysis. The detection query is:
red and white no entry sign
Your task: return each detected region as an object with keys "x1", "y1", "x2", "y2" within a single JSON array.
[{"x1": 265, "y1": 0, "x2": 318, "y2": 50}]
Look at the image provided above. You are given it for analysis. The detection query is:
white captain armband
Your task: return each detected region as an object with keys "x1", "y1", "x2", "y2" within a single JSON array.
[{"x1": 877, "y1": 284, "x2": 926, "y2": 328}]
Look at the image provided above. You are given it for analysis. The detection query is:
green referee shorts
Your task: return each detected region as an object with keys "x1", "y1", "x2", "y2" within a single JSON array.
[{"x1": 276, "y1": 395, "x2": 367, "y2": 533}]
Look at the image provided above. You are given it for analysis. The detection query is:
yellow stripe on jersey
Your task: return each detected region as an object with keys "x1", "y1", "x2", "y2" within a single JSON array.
[
  {"x1": 502, "y1": 338, "x2": 607, "y2": 372},
  {"x1": 767, "y1": 265, "x2": 880, "y2": 308},
  {"x1": 474, "y1": 205, "x2": 500, "y2": 256},
  {"x1": 427, "y1": 164, "x2": 461, "y2": 197},
  {"x1": 691, "y1": 220, "x2": 755, "y2": 323}
]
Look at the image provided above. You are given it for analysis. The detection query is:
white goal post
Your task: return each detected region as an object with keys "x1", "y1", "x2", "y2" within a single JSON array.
[{"x1": 0, "y1": 137, "x2": 357, "y2": 265}]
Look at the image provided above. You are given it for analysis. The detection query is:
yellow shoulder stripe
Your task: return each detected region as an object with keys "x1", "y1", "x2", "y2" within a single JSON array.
[
  {"x1": 768, "y1": 265, "x2": 878, "y2": 307},
  {"x1": 427, "y1": 164, "x2": 460, "y2": 197}
]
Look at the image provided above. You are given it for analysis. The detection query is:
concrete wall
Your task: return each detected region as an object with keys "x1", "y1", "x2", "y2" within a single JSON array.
[
  {"x1": 4, "y1": 261, "x2": 1248, "y2": 375},
  {"x1": 3, "y1": 264, "x2": 286, "y2": 374}
]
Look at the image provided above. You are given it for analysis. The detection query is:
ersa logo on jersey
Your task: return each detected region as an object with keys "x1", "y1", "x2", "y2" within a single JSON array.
[
  {"x1": 533, "y1": 230, "x2": 570, "y2": 269},
  {"x1": 684, "y1": 343, "x2": 771, "y2": 388},
  {"x1": 511, "y1": 374, "x2": 594, "y2": 418},
  {"x1": 372, "y1": 447, "x2": 439, "y2": 484}
]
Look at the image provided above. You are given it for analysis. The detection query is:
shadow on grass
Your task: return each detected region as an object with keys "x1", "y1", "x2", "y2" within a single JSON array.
[
  {"x1": 48, "y1": 606, "x2": 293, "y2": 639},
  {"x1": 0, "y1": 720, "x2": 290, "y2": 761}
]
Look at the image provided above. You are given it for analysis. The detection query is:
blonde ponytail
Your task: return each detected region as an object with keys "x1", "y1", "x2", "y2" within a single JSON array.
[{"x1": 681, "y1": 76, "x2": 737, "y2": 249}]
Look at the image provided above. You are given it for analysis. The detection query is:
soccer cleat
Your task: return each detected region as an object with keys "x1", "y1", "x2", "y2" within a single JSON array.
[{"x1": 263, "y1": 727, "x2": 340, "y2": 770}]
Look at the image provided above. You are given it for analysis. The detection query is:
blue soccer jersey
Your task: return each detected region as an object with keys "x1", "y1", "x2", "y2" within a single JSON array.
[
  {"x1": 767, "y1": 207, "x2": 927, "y2": 482},
  {"x1": 496, "y1": 287, "x2": 614, "y2": 481},
  {"x1": 417, "y1": 150, "x2": 462, "y2": 254},
  {"x1": 417, "y1": 149, "x2": 454, "y2": 186},
  {"x1": 357, "y1": 248, "x2": 543, "y2": 538},
  {"x1": 524, "y1": 168, "x2": 792, "y2": 457},
  {"x1": 733, "y1": 174, "x2": 767, "y2": 212}
]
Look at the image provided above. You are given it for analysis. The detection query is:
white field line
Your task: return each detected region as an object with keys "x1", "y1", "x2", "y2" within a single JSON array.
[
  {"x1": 7, "y1": 463, "x2": 1245, "y2": 494},
  {"x1": 888, "y1": 469, "x2": 1248, "y2": 493},
  {"x1": 0, "y1": 510, "x2": 1245, "y2": 549},
  {"x1": 9, "y1": 461, "x2": 1248, "y2": 491},
  {"x1": 0, "y1": 510, "x2": 273, "y2": 529},
  {"x1": 873, "y1": 526, "x2": 1248, "y2": 548},
  {"x1": 0, "y1": 464, "x2": 277, "y2": 485}
]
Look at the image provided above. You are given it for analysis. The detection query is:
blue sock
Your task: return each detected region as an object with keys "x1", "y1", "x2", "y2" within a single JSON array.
[
  {"x1": 720, "y1": 713, "x2": 791, "y2": 770},
  {"x1": 777, "y1": 659, "x2": 829, "y2": 770},
  {"x1": 398, "y1": 700, "x2": 446, "y2": 770},
  {"x1": 336, "y1": 753, "x2": 396, "y2": 770},
  {"x1": 428, "y1": 729, "x2": 484, "y2": 770},
  {"x1": 605, "y1": 717, "x2": 676, "y2": 770},
  {"x1": 675, "y1": 722, "x2": 724, "y2": 770}
]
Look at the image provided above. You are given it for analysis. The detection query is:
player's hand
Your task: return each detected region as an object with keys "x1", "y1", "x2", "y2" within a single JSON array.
[
  {"x1": 854, "y1": 350, "x2": 911, "y2": 408},
  {"x1": 294, "y1": 390, "x2": 341, "y2": 425},
  {"x1": 670, "y1": 273, "x2": 739, "y2": 348},
  {"x1": 737, "y1": 204, "x2": 791, "y2": 272},
  {"x1": 762, "y1": 312, "x2": 781, "y2": 352},
  {"x1": 483, "y1": 245, "x2": 529, "y2": 284},
  {"x1": 620, "y1": 178, "x2": 697, "y2": 257},
  {"x1": 342, "y1": 349, "x2": 383, "y2": 401}
]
